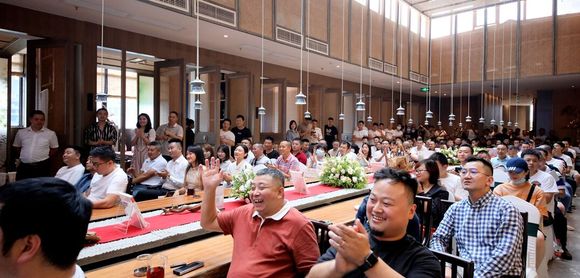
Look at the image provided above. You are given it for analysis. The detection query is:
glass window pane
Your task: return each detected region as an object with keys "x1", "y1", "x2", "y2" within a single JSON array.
[
  {"x1": 457, "y1": 11, "x2": 473, "y2": 33},
  {"x1": 370, "y1": 0, "x2": 380, "y2": 13},
  {"x1": 558, "y1": 0, "x2": 580, "y2": 15},
  {"x1": 10, "y1": 76, "x2": 21, "y2": 127},
  {"x1": 138, "y1": 75, "x2": 154, "y2": 124},
  {"x1": 487, "y1": 6, "x2": 496, "y2": 25},
  {"x1": 499, "y1": 2, "x2": 518, "y2": 24},
  {"x1": 526, "y1": 0, "x2": 552, "y2": 19},
  {"x1": 476, "y1": 8, "x2": 485, "y2": 27},
  {"x1": 400, "y1": 1, "x2": 409, "y2": 27},
  {"x1": 410, "y1": 8, "x2": 419, "y2": 33},
  {"x1": 431, "y1": 16, "x2": 451, "y2": 39}
]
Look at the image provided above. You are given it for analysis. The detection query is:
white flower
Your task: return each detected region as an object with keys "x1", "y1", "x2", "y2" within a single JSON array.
[{"x1": 353, "y1": 177, "x2": 358, "y2": 182}]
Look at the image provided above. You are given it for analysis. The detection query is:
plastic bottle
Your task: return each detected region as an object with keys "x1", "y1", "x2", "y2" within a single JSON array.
[{"x1": 215, "y1": 184, "x2": 225, "y2": 210}]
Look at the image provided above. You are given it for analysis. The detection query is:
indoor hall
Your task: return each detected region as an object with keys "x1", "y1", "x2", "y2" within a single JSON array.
[{"x1": 0, "y1": 0, "x2": 579, "y2": 277}]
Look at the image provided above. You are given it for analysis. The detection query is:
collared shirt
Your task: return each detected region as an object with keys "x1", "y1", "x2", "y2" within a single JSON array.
[
  {"x1": 431, "y1": 191, "x2": 523, "y2": 277},
  {"x1": 275, "y1": 154, "x2": 301, "y2": 175},
  {"x1": 84, "y1": 122, "x2": 117, "y2": 148},
  {"x1": 252, "y1": 200, "x2": 291, "y2": 228},
  {"x1": 139, "y1": 155, "x2": 167, "y2": 186},
  {"x1": 156, "y1": 123, "x2": 184, "y2": 155},
  {"x1": 162, "y1": 155, "x2": 189, "y2": 190},
  {"x1": 251, "y1": 155, "x2": 270, "y2": 167},
  {"x1": 55, "y1": 163, "x2": 85, "y2": 185},
  {"x1": 490, "y1": 156, "x2": 508, "y2": 168},
  {"x1": 13, "y1": 127, "x2": 59, "y2": 163}
]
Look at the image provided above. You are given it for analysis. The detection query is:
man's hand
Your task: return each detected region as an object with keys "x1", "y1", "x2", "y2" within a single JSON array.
[
  {"x1": 200, "y1": 158, "x2": 222, "y2": 191},
  {"x1": 328, "y1": 219, "x2": 371, "y2": 267}
]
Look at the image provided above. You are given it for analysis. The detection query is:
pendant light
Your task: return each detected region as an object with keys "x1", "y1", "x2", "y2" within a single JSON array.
[
  {"x1": 257, "y1": 0, "x2": 266, "y2": 116},
  {"x1": 448, "y1": 17, "x2": 455, "y2": 125},
  {"x1": 99, "y1": 0, "x2": 105, "y2": 98},
  {"x1": 338, "y1": 0, "x2": 346, "y2": 121},
  {"x1": 190, "y1": 0, "x2": 206, "y2": 95},
  {"x1": 426, "y1": 34, "x2": 433, "y2": 122},
  {"x1": 500, "y1": 23, "x2": 506, "y2": 126},
  {"x1": 465, "y1": 27, "x2": 472, "y2": 123},
  {"x1": 295, "y1": 0, "x2": 306, "y2": 105},
  {"x1": 304, "y1": 0, "x2": 312, "y2": 119},
  {"x1": 490, "y1": 23, "x2": 497, "y2": 125},
  {"x1": 458, "y1": 33, "x2": 463, "y2": 128},
  {"x1": 367, "y1": 8, "x2": 374, "y2": 123},
  {"x1": 507, "y1": 24, "x2": 513, "y2": 127},
  {"x1": 479, "y1": 17, "x2": 485, "y2": 124},
  {"x1": 437, "y1": 39, "x2": 442, "y2": 127},
  {"x1": 408, "y1": 25, "x2": 414, "y2": 126},
  {"x1": 355, "y1": 4, "x2": 365, "y2": 112},
  {"x1": 396, "y1": 5, "x2": 404, "y2": 117},
  {"x1": 389, "y1": 14, "x2": 396, "y2": 124}
]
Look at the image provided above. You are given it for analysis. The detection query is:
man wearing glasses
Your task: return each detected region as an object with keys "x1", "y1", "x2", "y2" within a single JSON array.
[
  {"x1": 85, "y1": 147, "x2": 128, "y2": 209},
  {"x1": 431, "y1": 156, "x2": 524, "y2": 277}
]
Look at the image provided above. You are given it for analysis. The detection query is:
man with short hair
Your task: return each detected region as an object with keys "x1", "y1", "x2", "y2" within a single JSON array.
[
  {"x1": 430, "y1": 152, "x2": 465, "y2": 201},
  {"x1": 185, "y1": 118, "x2": 195, "y2": 148},
  {"x1": 84, "y1": 108, "x2": 117, "y2": 150},
  {"x1": 75, "y1": 156, "x2": 96, "y2": 194},
  {"x1": 251, "y1": 143, "x2": 270, "y2": 170},
  {"x1": 409, "y1": 137, "x2": 434, "y2": 162},
  {"x1": 310, "y1": 119, "x2": 323, "y2": 144},
  {"x1": 301, "y1": 139, "x2": 312, "y2": 159},
  {"x1": 0, "y1": 178, "x2": 92, "y2": 278},
  {"x1": 263, "y1": 136, "x2": 280, "y2": 159},
  {"x1": 507, "y1": 145, "x2": 519, "y2": 159},
  {"x1": 156, "y1": 111, "x2": 184, "y2": 160},
  {"x1": 542, "y1": 145, "x2": 566, "y2": 174},
  {"x1": 13, "y1": 110, "x2": 59, "y2": 180},
  {"x1": 219, "y1": 118, "x2": 236, "y2": 147},
  {"x1": 129, "y1": 141, "x2": 168, "y2": 201},
  {"x1": 431, "y1": 157, "x2": 523, "y2": 277},
  {"x1": 271, "y1": 141, "x2": 302, "y2": 179},
  {"x1": 201, "y1": 165, "x2": 320, "y2": 277},
  {"x1": 308, "y1": 168, "x2": 441, "y2": 277},
  {"x1": 137, "y1": 141, "x2": 188, "y2": 199},
  {"x1": 352, "y1": 121, "x2": 368, "y2": 148},
  {"x1": 324, "y1": 117, "x2": 339, "y2": 144},
  {"x1": 339, "y1": 141, "x2": 357, "y2": 160},
  {"x1": 85, "y1": 147, "x2": 128, "y2": 209},
  {"x1": 491, "y1": 143, "x2": 509, "y2": 168},
  {"x1": 55, "y1": 145, "x2": 85, "y2": 185},
  {"x1": 457, "y1": 143, "x2": 473, "y2": 167},
  {"x1": 292, "y1": 138, "x2": 308, "y2": 165},
  {"x1": 328, "y1": 141, "x2": 341, "y2": 157},
  {"x1": 231, "y1": 115, "x2": 252, "y2": 144}
]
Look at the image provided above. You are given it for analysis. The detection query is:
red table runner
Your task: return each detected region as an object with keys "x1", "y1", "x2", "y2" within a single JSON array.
[{"x1": 90, "y1": 184, "x2": 341, "y2": 244}]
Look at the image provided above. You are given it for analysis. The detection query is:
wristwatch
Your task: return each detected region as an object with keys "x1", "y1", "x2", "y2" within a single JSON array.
[{"x1": 357, "y1": 251, "x2": 378, "y2": 273}]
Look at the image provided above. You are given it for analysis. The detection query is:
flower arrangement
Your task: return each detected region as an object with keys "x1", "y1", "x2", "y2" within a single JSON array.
[
  {"x1": 230, "y1": 169, "x2": 255, "y2": 201},
  {"x1": 320, "y1": 157, "x2": 367, "y2": 189},
  {"x1": 440, "y1": 147, "x2": 488, "y2": 165}
]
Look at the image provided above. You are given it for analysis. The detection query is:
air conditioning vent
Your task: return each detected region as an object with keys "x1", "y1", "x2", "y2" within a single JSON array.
[
  {"x1": 196, "y1": 0, "x2": 236, "y2": 27},
  {"x1": 276, "y1": 27, "x2": 302, "y2": 48},
  {"x1": 383, "y1": 63, "x2": 397, "y2": 75},
  {"x1": 368, "y1": 58, "x2": 383, "y2": 71},
  {"x1": 305, "y1": 37, "x2": 328, "y2": 55},
  {"x1": 146, "y1": 0, "x2": 190, "y2": 13},
  {"x1": 409, "y1": 71, "x2": 429, "y2": 84}
]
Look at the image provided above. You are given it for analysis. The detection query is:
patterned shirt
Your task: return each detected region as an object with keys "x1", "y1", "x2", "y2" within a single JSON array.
[
  {"x1": 84, "y1": 122, "x2": 117, "y2": 149},
  {"x1": 431, "y1": 190, "x2": 523, "y2": 278},
  {"x1": 275, "y1": 154, "x2": 301, "y2": 175}
]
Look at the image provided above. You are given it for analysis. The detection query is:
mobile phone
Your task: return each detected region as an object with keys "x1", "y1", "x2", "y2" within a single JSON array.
[{"x1": 172, "y1": 261, "x2": 204, "y2": 276}]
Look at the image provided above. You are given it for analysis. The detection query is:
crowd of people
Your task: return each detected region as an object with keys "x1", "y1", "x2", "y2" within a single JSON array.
[{"x1": 4, "y1": 109, "x2": 580, "y2": 277}]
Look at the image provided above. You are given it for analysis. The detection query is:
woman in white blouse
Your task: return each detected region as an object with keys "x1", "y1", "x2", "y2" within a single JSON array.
[
  {"x1": 216, "y1": 144, "x2": 233, "y2": 172},
  {"x1": 222, "y1": 144, "x2": 252, "y2": 186}
]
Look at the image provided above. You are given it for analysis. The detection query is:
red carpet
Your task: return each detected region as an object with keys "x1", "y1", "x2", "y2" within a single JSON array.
[{"x1": 90, "y1": 184, "x2": 340, "y2": 244}]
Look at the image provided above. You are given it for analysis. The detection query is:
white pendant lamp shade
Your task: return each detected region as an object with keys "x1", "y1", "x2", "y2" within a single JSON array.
[
  {"x1": 189, "y1": 78, "x2": 206, "y2": 95},
  {"x1": 465, "y1": 115, "x2": 472, "y2": 122},
  {"x1": 426, "y1": 110, "x2": 433, "y2": 119},
  {"x1": 499, "y1": 120, "x2": 504, "y2": 126},
  {"x1": 389, "y1": 117, "x2": 395, "y2": 124},
  {"x1": 437, "y1": 121, "x2": 442, "y2": 126},
  {"x1": 408, "y1": 118, "x2": 413, "y2": 125},
  {"x1": 507, "y1": 121, "x2": 512, "y2": 127},
  {"x1": 479, "y1": 117, "x2": 485, "y2": 124},
  {"x1": 338, "y1": 113, "x2": 345, "y2": 121},
  {"x1": 458, "y1": 122, "x2": 463, "y2": 128},
  {"x1": 490, "y1": 119, "x2": 496, "y2": 125},
  {"x1": 295, "y1": 91, "x2": 307, "y2": 105},
  {"x1": 258, "y1": 106, "x2": 266, "y2": 115},
  {"x1": 514, "y1": 122, "x2": 519, "y2": 128},
  {"x1": 396, "y1": 106, "x2": 405, "y2": 116},
  {"x1": 355, "y1": 99, "x2": 366, "y2": 111},
  {"x1": 304, "y1": 110, "x2": 312, "y2": 119},
  {"x1": 367, "y1": 116, "x2": 373, "y2": 122},
  {"x1": 424, "y1": 120, "x2": 429, "y2": 125},
  {"x1": 194, "y1": 99, "x2": 203, "y2": 110},
  {"x1": 448, "y1": 121, "x2": 453, "y2": 127},
  {"x1": 448, "y1": 113, "x2": 455, "y2": 121}
]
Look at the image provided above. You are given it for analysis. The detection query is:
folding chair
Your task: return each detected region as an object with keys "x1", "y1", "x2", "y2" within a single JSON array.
[{"x1": 493, "y1": 168, "x2": 510, "y2": 189}]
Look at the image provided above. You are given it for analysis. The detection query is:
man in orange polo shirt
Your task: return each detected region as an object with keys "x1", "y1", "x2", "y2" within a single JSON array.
[{"x1": 200, "y1": 159, "x2": 319, "y2": 277}]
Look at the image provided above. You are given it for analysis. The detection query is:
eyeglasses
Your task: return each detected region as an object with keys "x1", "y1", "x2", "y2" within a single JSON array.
[
  {"x1": 91, "y1": 160, "x2": 108, "y2": 167},
  {"x1": 415, "y1": 169, "x2": 427, "y2": 173},
  {"x1": 459, "y1": 168, "x2": 490, "y2": 177}
]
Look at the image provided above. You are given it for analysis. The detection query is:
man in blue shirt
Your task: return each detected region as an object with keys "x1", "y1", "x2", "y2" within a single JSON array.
[
  {"x1": 431, "y1": 156, "x2": 523, "y2": 277},
  {"x1": 491, "y1": 143, "x2": 509, "y2": 168}
]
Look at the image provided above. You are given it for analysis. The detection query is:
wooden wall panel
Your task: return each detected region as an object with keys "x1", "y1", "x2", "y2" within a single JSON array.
[
  {"x1": 383, "y1": 18, "x2": 397, "y2": 65},
  {"x1": 350, "y1": 0, "x2": 368, "y2": 66},
  {"x1": 410, "y1": 31, "x2": 420, "y2": 73},
  {"x1": 419, "y1": 19, "x2": 429, "y2": 75},
  {"x1": 329, "y1": 0, "x2": 349, "y2": 59},
  {"x1": 275, "y1": 0, "x2": 302, "y2": 33},
  {"x1": 322, "y1": 90, "x2": 339, "y2": 123},
  {"x1": 486, "y1": 22, "x2": 516, "y2": 81},
  {"x1": 556, "y1": 14, "x2": 580, "y2": 74},
  {"x1": 307, "y1": 86, "x2": 322, "y2": 121},
  {"x1": 305, "y1": 0, "x2": 328, "y2": 42},
  {"x1": 457, "y1": 30, "x2": 483, "y2": 84},
  {"x1": 370, "y1": 6, "x2": 383, "y2": 59},
  {"x1": 239, "y1": 0, "x2": 273, "y2": 38},
  {"x1": 207, "y1": 0, "x2": 236, "y2": 10},
  {"x1": 227, "y1": 76, "x2": 250, "y2": 123},
  {"x1": 398, "y1": 26, "x2": 409, "y2": 79},
  {"x1": 521, "y1": 16, "x2": 553, "y2": 77}
]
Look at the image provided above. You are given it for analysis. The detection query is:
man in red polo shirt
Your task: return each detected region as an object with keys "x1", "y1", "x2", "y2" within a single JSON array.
[{"x1": 200, "y1": 159, "x2": 320, "y2": 277}]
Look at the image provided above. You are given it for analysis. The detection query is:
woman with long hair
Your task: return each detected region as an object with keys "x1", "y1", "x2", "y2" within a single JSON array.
[
  {"x1": 285, "y1": 120, "x2": 299, "y2": 142},
  {"x1": 202, "y1": 143, "x2": 215, "y2": 160},
  {"x1": 357, "y1": 143, "x2": 372, "y2": 168},
  {"x1": 131, "y1": 113, "x2": 156, "y2": 173},
  {"x1": 222, "y1": 144, "x2": 252, "y2": 185},
  {"x1": 183, "y1": 145, "x2": 205, "y2": 193},
  {"x1": 216, "y1": 144, "x2": 232, "y2": 171},
  {"x1": 415, "y1": 159, "x2": 450, "y2": 227}
]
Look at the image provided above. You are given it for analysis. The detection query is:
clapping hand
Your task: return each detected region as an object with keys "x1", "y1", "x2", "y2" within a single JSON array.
[{"x1": 328, "y1": 219, "x2": 371, "y2": 269}]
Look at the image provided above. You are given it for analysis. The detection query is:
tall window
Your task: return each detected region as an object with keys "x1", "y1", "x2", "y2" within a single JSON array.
[
  {"x1": 524, "y1": 0, "x2": 552, "y2": 19},
  {"x1": 96, "y1": 67, "x2": 138, "y2": 128},
  {"x1": 399, "y1": 1, "x2": 409, "y2": 27},
  {"x1": 385, "y1": 0, "x2": 397, "y2": 21},
  {"x1": 431, "y1": 16, "x2": 451, "y2": 39},
  {"x1": 10, "y1": 54, "x2": 26, "y2": 127},
  {"x1": 499, "y1": 2, "x2": 518, "y2": 24},
  {"x1": 370, "y1": 0, "x2": 380, "y2": 13},
  {"x1": 457, "y1": 11, "x2": 474, "y2": 33},
  {"x1": 558, "y1": 0, "x2": 580, "y2": 15},
  {"x1": 410, "y1": 8, "x2": 420, "y2": 33}
]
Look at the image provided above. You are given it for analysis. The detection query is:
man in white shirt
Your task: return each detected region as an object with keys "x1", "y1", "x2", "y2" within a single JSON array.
[
  {"x1": 328, "y1": 141, "x2": 341, "y2": 157},
  {"x1": 430, "y1": 152, "x2": 465, "y2": 201},
  {"x1": 137, "y1": 141, "x2": 190, "y2": 197},
  {"x1": 339, "y1": 141, "x2": 357, "y2": 160},
  {"x1": 12, "y1": 110, "x2": 59, "y2": 180},
  {"x1": 409, "y1": 137, "x2": 434, "y2": 162},
  {"x1": 352, "y1": 121, "x2": 368, "y2": 148},
  {"x1": 523, "y1": 149, "x2": 558, "y2": 209},
  {"x1": 85, "y1": 147, "x2": 128, "y2": 209},
  {"x1": 129, "y1": 141, "x2": 168, "y2": 201},
  {"x1": 310, "y1": 119, "x2": 323, "y2": 144},
  {"x1": 542, "y1": 145, "x2": 566, "y2": 174},
  {"x1": 156, "y1": 111, "x2": 184, "y2": 160},
  {"x1": 250, "y1": 143, "x2": 270, "y2": 172},
  {"x1": 219, "y1": 118, "x2": 236, "y2": 147},
  {"x1": 553, "y1": 142, "x2": 573, "y2": 172},
  {"x1": 372, "y1": 140, "x2": 390, "y2": 165},
  {"x1": 55, "y1": 145, "x2": 85, "y2": 186}
]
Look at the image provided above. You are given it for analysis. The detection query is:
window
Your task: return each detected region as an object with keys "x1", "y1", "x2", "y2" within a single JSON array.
[
  {"x1": 420, "y1": 15, "x2": 428, "y2": 38},
  {"x1": 487, "y1": 6, "x2": 497, "y2": 25},
  {"x1": 370, "y1": 0, "x2": 380, "y2": 13},
  {"x1": 499, "y1": 2, "x2": 518, "y2": 24},
  {"x1": 10, "y1": 54, "x2": 26, "y2": 127},
  {"x1": 399, "y1": 1, "x2": 409, "y2": 27},
  {"x1": 96, "y1": 67, "x2": 138, "y2": 128},
  {"x1": 355, "y1": 0, "x2": 367, "y2": 6},
  {"x1": 475, "y1": 8, "x2": 485, "y2": 28},
  {"x1": 385, "y1": 0, "x2": 397, "y2": 21},
  {"x1": 457, "y1": 11, "x2": 474, "y2": 33},
  {"x1": 525, "y1": 0, "x2": 552, "y2": 20},
  {"x1": 557, "y1": 0, "x2": 580, "y2": 15},
  {"x1": 430, "y1": 15, "x2": 451, "y2": 39},
  {"x1": 410, "y1": 8, "x2": 420, "y2": 34}
]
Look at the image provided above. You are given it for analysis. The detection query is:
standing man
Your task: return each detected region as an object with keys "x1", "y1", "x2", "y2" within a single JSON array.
[
  {"x1": 324, "y1": 117, "x2": 339, "y2": 144},
  {"x1": 310, "y1": 119, "x2": 323, "y2": 145},
  {"x1": 431, "y1": 157, "x2": 523, "y2": 277},
  {"x1": 185, "y1": 118, "x2": 195, "y2": 148},
  {"x1": 201, "y1": 165, "x2": 320, "y2": 277},
  {"x1": 13, "y1": 110, "x2": 59, "y2": 180},
  {"x1": 84, "y1": 108, "x2": 117, "y2": 150},
  {"x1": 156, "y1": 111, "x2": 183, "y2": 160},
  {"x1": 352, "y1": 121, "x2": 368, "y2": 148},
  {"x1": 231, "y1": 114, "x2": 252, "y2": 144},
  {"x1": 263, "y1": 136, "x2": 279, "y2": 159}
]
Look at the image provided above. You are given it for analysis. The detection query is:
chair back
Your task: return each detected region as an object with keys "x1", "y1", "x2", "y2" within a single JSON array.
[
  {"x1": 311, "y1": 220, "x2": 332, "y2": 254},
  {"x1": 493, "y1": 168, "x2": 509, "y2": 188},
  {"x1": 414, "y1": 195, "x2": 433, "y2": 246},
  {"x1": 502, "y1": 196, "x2": 539, "y2": 278},
  {"x1": 431, "y1": 250, "x2": 475, "y2": 278}
]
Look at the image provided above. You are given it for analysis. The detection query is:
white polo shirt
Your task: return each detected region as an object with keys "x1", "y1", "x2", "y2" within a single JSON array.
[
  {"x1": 13, "y1": 127, "x2": 59, "y2": 163},
  {"x1": 162, "y1": 155, "x2": 189, "y2": 190},
  {"x1": 55, "y1": 164, "x2": 85, "y2": 185},
  {"x1": 140, "y1": 155, "x2": 168, "y2": 186},
  {"x1": 87, "y1": 167, "x2": 128, "y2": 202}
]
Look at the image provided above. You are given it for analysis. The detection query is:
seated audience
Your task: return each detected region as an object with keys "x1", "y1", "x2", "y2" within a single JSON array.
[
  {"x1": 292, "y1": 138, "x2": 308, "y2": 165},
  {"x1": 202, "y1": 143, "x2": 215, "y2": 160},
  {"x1": 431, "y1": 157, "x2": 523, "y2": 277},
  {"x1": 308, "y1": 168, "x2": 441, "y2": 277},
  {"x1": 129, "y1": 141, "x2": 167, "y2": 199},
  {"x1": 223, "y1": 145, "x2": 252, "y2": 185},
  {"x1": 216, "y1": 144, "x2": 233, "y2": 172},
  {"x1": 85, "y1": 147, "x2": 128, "y2": 209},
  {"x1": 250, "y1": 143, "x2": 270, "y2": 171},
  {"x1": 55, "y1": 145, "x2": 85, "y2": 185},
  {"x1": 430, "y1": 152, "x2": 465, "y2": 201},
  {"x1": 328, "y1": 141, "x2": 341, "y2": 157},
  {"x1": 201, "y1": 164, "x2": 320, "y2": 277},
  {"x1": 270, "y1": 141, "x2": 302, "y2": 179},
  {"x1": 308, "y1": 144, "x2": 327, "y2": 169},
  {"x1": 263, "y1": 136, "x2": 280, "y2": 159},
  {"x1": 0, "y1": 177, "x2": 92, "y2": 278},
  {"x1": 415, "y1": 159, "x2": 450, "y2": 227},
  {"x1": 338, "y1": 141, "x2": 357, "y2": 160},
  {"x1": 183, "y1": 145, "x2": 205, "y2": 192},
  {"x1": 75, "y1": 156, "x2": 96, "y2": 194},
  {"x1": 357, "y1": 142, "x2": 372, "y2": 168}
]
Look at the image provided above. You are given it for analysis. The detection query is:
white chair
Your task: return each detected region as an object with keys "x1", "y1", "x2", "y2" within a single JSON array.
[
  {"x1": 493, "y1": 168, "x2": 510, "y2": 187},
  {"x1": 502, "y1": 196, "x2": 540, "y2": 278}
]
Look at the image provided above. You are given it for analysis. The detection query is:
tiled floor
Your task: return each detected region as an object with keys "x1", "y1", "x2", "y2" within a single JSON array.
[{"x1": 548, "y1": 197, "x2": 580, "y2": 277}]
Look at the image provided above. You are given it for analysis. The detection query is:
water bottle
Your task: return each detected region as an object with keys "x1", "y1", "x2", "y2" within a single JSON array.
[{"x1": 215, "y1": 184, "x2": 225, "y2": 210}]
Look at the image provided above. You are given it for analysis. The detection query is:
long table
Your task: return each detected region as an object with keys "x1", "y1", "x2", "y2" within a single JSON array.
[
  {"x1": 80, "y1": 183, "x2": 369, "y2": 266},
  {"x1": 91, "y1": 177, "x2": 321, "y2": 222},
  {"x1": 86, "y1": 196, "x2": 366, "y2": 277}
]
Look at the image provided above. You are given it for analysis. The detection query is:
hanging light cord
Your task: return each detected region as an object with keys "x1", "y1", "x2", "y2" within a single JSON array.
[
  {"x1": 501, "y1": 23, "x2": 505, "y2": 124},
  {"x1": 508, "y1": 23, "x2": 513, "y2": 124},
  {"x1": 299, "y1": 0, "x2": 303, "y2": 96},
  {"x1": 438, "y1": 39, "x2": 442, "y2": 123},
  {"x1": 458, "y1": 34, "x2": 463, "y2": 124},
  {"x1": 492, "y1": 24, "x2": 496, "y2": 121},
  {"x1": 260, "y1": 0, "x2": 264, "y2": 110},
  {"x1": 359, "y1": 4, "x2": 364, "y2": 112},
  {"x1": 467, "y1": 27, "x2": 472, "y2": 120},
  {"x1": 306, "y1": 0, "x2": 310, "y2": 113},
  {"x1": 340, "y1": 0, "x2": 345, "y2": 115},
  {"x1": 368, "y1": 7, "x2": 373, "y2": 119}
]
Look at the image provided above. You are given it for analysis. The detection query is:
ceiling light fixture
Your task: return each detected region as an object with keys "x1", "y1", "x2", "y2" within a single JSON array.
[
  {"x1": 295, "y1": 0, "x2": 306, "y2": 105},
  {"x1": 355, "y1": 4, "x2": 365, "y2": 112},
  {"x1": 258, "y1": 0, "x2": 266, "y2": 116},
  {"x1": 190, "y1": 0, "x2": 205, "y2": 96}
]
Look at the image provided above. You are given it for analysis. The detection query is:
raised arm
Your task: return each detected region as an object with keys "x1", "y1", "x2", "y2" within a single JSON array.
[{"x1": 200, "y1": 158, "x2": 224, "y2": 232}]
